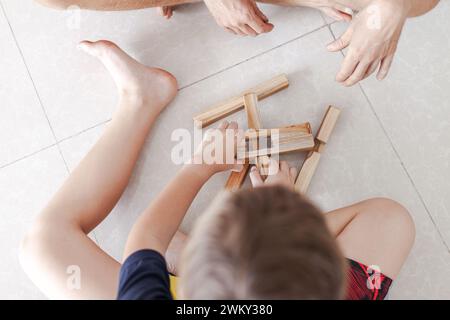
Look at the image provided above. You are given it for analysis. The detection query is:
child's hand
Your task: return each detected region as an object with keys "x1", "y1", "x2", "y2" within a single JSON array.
[
  {"x1": 191, "y1": 121, "x2": 244, "y2": 174},
  {"x1": 250, "y1": 159, "x2": 297, "y2": 189}
]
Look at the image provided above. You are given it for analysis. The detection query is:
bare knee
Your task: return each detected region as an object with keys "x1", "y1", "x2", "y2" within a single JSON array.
[
  {"x1": 20, "y1": 220, "x2": 53, "y2": 271},
  {"x1": 360, "y1": 198, "x2": 416, "y2": 246},
  {"x1": 19, "y1": 216, "x2": 74, "y2": 274}
]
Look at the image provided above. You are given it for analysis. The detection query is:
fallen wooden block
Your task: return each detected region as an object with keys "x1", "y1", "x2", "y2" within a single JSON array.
[
  {"x1": 295, "y1": 106, "x2": 341, "y2": 194},
  {"x1": 238, "y1": 130, "x2": 315, "y2": 160},
  {"x1": 225, "y1": 93, "x2": 265, "y2": 191},
  {"x1": 315, "y1": 105, "x2": 341, "y2": 152},
  {"x1": 244, "y1": 93, "x2": 262, "y2": 129},
  {"x1": 244, "y1": 93, "x2": 269, "y2": 170},
  {"x1": 294, "y1": 152, "x2": 321, "y2": 194},
  {"x1": 193, "y1": 74, "x2": 289, "y2": 128},
  {"x1": 225, "y1": 166, "x2": 251, "y2": 191},
  {"x1": 244, "y1": 123, "x2": 312, "y2": 140}
]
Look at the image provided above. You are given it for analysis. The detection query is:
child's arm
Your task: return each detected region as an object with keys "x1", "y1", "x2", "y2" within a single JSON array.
[{"x1": 123, "y1": 121, "x2": 242, "y2": 260}]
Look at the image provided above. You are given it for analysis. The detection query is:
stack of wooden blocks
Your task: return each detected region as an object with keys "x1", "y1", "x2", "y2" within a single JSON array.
[{"x1": 193, "y1": 74, "x2": 341, "y2": 194}]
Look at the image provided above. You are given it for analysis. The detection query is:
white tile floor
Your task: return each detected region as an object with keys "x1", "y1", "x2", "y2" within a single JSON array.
[{"x1": 1, "y1": 0, "x2": 449, "y2": 299}]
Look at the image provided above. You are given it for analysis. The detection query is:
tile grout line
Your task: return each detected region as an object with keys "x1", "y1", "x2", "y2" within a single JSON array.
[
  {"x1": 0, "y1": 119, "x2": 111, "y2": 170},
  {"x1": 319, "y1": 11, "x2": 328, "y2": 26},
  {"x1": 56, "y1": 118, "x2": 112, "y2": 144},
  {"x1": 0, "y1": 2, "x2": 70, "y2": 173},
  {"x1": 358, "y1": 85, "x2": 450, "y2": 253},
  {"x1": 0, "y1": 23, "x2": 329, "y2": 169},
  {"x1": 2, "y1": 10, "x2": 444, "y2": 251},
  {"x1": 5, "y1": 21, "x2": 325, "y2": 246},
  {"x1": 1, "y1": 3, "x2": 102, "y2": 244},
  {"x1": 0, "y1": 9, "x2": 325, "y2": 249},
  {"x1": 326, "y1": 24, "x2": 450, "y2": 253},
  {"x1": 0, "y1": 143, "x2": 57, "y2": 170},
  {"x1": 179, "y1": 23, "x2": 329, "y2": 91}
]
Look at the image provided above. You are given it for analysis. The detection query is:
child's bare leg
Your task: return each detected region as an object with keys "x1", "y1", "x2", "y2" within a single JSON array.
[
  {"x1": 19, "y1": 40, "x2": 178, "y2": 299},
  {"x1": 325, "y1": 198, "x2": 415, "y2": 279},
  {"x1": 166, "y1": 230, "x2": 188, "y2": 275}
]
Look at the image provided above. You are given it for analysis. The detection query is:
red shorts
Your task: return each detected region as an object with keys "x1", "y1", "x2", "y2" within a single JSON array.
[{"x1": 346, "y1": 259, "x2": 393, "y2": 300}]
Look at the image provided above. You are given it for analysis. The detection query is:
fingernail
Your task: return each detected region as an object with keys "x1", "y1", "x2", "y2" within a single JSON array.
[
  {"x1": 251, "y1": 166, "x2": 257, "y2": 172},
  {"x1": 344, "y1": 7, "x2": 353, "y2": 15}
]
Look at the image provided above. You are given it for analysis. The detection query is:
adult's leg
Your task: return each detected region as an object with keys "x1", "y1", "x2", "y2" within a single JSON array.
[
  {"x1": 35, "y1": 0, "x2": 364, "y2": 12},
  {"x1": 35, "y1": 0, "x2": 200, "y2": 10},
  {"x1": 325, "y1": 198, "x2": 415, "y2": 279},
  {"x1": 19, "y1": 40, "x2": 178, "y2": 299}
]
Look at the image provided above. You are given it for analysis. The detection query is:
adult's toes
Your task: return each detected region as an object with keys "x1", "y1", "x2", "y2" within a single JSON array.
[{"x1": 158, "y1": 6, "x2": 173, "y2": 19}]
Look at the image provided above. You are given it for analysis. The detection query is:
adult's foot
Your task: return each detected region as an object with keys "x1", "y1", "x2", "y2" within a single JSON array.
[{"x1": 158, "y1": 6, "x2": 174, "y2": 19}]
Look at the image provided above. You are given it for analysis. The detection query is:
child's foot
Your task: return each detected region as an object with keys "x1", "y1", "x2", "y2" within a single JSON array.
[
  {"x1": 78, "y1": 40, "x2": 178, "y2": 115},
  {"x1": 157, "y1": 6, "x2": 173, "y2": 19}
]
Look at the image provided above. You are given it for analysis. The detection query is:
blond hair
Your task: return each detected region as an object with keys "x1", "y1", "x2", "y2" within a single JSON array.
[{"x1": 179, "y1": 185, "x2": 346, "y2": 299}]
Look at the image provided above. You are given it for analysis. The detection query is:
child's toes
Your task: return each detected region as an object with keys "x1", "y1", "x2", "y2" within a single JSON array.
[
  {"x1": 78, "y1": 40, "x2": 116, "y2": 57},
  {"x1": 78, "y1": 41, "x2": 97, "y2": 56}
]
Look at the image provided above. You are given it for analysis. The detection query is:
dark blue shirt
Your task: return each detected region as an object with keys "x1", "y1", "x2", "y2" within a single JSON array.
[{"x1": 117, "y1": 249, "x2": 173, "y2": 300}]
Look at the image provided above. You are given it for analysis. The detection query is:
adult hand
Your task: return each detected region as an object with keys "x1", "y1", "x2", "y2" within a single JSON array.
[
  {"x1": 250, "y1": 159, "x2": 297, "y2": 189},
  {"x1": 204, "y1": 0, "x2": 274, "y2": 36},
  {"x1": 327, "y1": 0, "x2": 410, "y2": 86},
  {"x1": 317, "y1": 3, "x2": 353, "y2": 22}
]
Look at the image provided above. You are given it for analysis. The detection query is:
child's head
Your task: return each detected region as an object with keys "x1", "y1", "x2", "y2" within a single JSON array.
[{"x1": 179, "y1": 185, "x2": 347, "y2": 299}]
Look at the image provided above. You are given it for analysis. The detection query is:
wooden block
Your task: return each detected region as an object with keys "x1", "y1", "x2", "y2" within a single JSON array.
[
  {"x1": 316, "y1": 106, "x2": 341, "y2": 144},
  {"x1": 272, "y1": 131, "x2": 315, "y2": 154},
  {"x1": 225, "y1": 164, "x2": 251, "y2": 191},
  {"x1": 294, "y1": 106, "x2": 341, "y2": 194},
  {"x1": 244, "y1": 93, "x2": 262, "y2": 129},
  {"x1": 193, "y1": 74, "x2": 289, "y2": 128},
  {"x1": 281, "y1": 123, "x2": 313, "y2": 134},
  {"x1": 225, "y1": 92, "x2": 266, "y2": 190},
  {"x1": 242, "y1": 123, "x2": 313, "y2": 159},
  {"x1": 244, "y1": 93, "x2": 270, "y2": 172},
  {"x1": 238, "y1": 132, "x2": 315, "y2": 160},
  {"x1": 244, "y1": 122, "x2": 312, "y2": 140},
  {"x1": 294, "y1": 152, "x2": 321, "y2": 194},
  {"x1": 244, "y1": 93, "x2": 264, "y2": 167}
]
